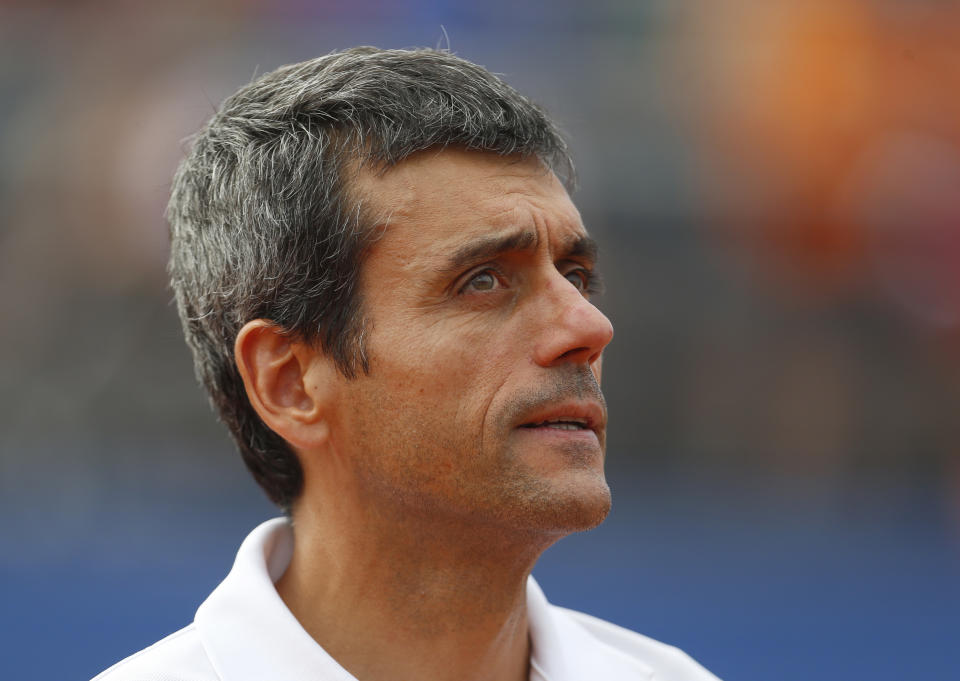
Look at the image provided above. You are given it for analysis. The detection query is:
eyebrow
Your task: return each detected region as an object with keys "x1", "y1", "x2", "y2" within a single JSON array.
[
  {"x1": 565, "y1": 233, "x2": 599, "y2": 262},
  {"x1": 440, "y1": 229, "x2": 598, "y2": 274}
]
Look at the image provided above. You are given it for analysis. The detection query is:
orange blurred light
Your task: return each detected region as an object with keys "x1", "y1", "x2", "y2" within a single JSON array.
[{"x1": 684, "y1": 0, "x2": 960, "y2": 322}]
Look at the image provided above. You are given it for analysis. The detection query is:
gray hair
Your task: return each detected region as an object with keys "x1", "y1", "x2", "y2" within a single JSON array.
[{"x1": 167, "y1": 46, "x2": 575, "y2": 511}]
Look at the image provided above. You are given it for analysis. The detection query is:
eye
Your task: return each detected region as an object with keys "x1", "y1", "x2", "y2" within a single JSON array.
[
  {"x1": 563, "y1": 268, "x2": 590, "y2": 293},
  {"x1": 461, "y1": 268, "x2": 503, "y2": 293}
]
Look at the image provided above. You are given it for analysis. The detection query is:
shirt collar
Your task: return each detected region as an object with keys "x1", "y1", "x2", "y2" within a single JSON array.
[
  {"x1": 195, "y1": 518, "x2": 651, "y2": 681},
  {"x1": 195, "y1": 518, "x2": 357, "y2": 681},
  {"x1": 526, "y1": 576, "x2": 654, "y2": 681}
]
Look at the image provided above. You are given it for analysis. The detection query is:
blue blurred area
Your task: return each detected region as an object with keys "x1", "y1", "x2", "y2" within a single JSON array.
[
  {"x1": 539, "y1": 473, "x2": 960, "y2": 680},
  {"x1": 3, "y1": 468, "x2": 957, "y2": 681}
]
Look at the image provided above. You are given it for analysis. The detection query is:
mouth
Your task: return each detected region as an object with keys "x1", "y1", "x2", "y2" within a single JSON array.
[
  {"x1": 519, "y1": 418, "x2": 591, "y2": 432},
  {"x1": 515, "y1": 401, "x2": 605, "y2": 436}
]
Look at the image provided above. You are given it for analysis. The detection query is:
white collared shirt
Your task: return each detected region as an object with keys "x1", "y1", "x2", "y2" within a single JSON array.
[{"x1": 93, "y1": 519, "x2": 720, "y2": 681}]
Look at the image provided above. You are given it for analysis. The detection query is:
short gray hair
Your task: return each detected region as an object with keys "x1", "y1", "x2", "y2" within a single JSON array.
[{"x1": 167, "y1": 46, "x2": 575, "y2": 511}]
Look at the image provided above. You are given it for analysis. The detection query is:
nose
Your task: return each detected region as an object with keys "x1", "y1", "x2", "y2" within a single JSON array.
[{"x1": 531, "y1": 275, "x2": 614, "y2": 368}]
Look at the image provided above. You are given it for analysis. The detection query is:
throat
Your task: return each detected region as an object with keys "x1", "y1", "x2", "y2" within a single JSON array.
[{"x1": 278, "y1": 533, "x2": 533, "y2": 681}]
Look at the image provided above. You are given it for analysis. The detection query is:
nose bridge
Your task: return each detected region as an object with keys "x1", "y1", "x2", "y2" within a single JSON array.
[{"x1": 533, "y1": 269, "x2": 614, "y2": 366}]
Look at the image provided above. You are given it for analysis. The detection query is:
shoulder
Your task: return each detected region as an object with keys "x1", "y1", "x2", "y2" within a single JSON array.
[
  {"x1": 552, "y1": 606, "x2": 722, "y2": 681},
  {"x1": 91, "y1": 623, "x2": 219, "y2": 681}
]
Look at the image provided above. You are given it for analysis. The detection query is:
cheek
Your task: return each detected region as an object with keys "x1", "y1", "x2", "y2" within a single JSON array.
[
  {"x1": 592, "y1": 354, "x2": 604, "y2": 385},
  {"x1": 416, "y1": 340, "x2": 517, "y2": 438},
  {"x1": 365, "y1": 310, "x2": 524, "y2": 433}
]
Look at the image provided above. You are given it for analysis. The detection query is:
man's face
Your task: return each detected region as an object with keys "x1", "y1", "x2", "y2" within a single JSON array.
[{"x1": 326, "y1": 149, "x2": 614, "y2": 536}]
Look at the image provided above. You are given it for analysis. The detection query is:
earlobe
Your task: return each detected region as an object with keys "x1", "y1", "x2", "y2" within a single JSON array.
[{"x1": 234, "y1": 320, "x2": 334, "y2": 450}]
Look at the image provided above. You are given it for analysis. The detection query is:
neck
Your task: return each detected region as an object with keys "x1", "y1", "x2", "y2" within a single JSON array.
[{"x1": 276, "y1": 493, "x2": 559, "y2": 681}]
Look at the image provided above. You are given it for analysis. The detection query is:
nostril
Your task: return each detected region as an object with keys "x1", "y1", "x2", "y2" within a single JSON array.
[{"x1": 557, "y1": 346, "x2": 589, "y2": 362}]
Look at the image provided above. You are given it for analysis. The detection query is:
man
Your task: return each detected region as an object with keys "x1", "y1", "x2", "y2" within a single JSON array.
[{"x1": 95, "y1": 47, "x2": 719, "y2": 681}]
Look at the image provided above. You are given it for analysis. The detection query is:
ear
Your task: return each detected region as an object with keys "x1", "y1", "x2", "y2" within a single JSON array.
[{"x1": 234, "y1": 320, "x2": 337, "y2": 451}]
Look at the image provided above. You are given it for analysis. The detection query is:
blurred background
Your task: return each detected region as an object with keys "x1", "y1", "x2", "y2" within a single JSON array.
[{"x1": 1, "y1": 1, "x2": 958, "y2": 679}]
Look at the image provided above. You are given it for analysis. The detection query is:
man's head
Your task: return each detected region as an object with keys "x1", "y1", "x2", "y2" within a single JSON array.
[{"x1": 168, "y1": 47, "x2": 609, "y2": 523}]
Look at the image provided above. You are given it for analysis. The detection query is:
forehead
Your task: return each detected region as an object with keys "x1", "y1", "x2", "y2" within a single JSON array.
[{"x1": 353, "y1": 149, "x2": 586, "y2": 257}]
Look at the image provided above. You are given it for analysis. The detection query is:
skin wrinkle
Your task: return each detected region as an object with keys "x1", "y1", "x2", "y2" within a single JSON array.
[{"x1": 442, "y1": 229, "x2": 540, "y2": 277}]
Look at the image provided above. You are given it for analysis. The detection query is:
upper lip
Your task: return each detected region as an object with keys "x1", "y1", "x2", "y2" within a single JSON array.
[{"x1": 516, "y1": 400, "x2": 606, "y2": 433}]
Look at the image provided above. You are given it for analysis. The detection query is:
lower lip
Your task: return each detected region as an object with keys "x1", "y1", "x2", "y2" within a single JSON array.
[{"x1": 515, "y1": 425, "x2": 600, "y2": 445}]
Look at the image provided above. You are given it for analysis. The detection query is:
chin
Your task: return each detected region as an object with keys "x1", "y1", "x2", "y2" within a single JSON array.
[
  {"x1": 502, "y1": 473, "x2": 612, "y2": 536},
  {"x1": 549, "y1": 483, "x2": 613, "y2": 533}
]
